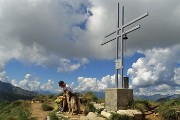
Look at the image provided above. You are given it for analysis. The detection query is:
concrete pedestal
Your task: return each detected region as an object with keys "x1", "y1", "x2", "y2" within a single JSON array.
[{"x1": 105, "y1": 88, "x2": 133, "y2": 111}]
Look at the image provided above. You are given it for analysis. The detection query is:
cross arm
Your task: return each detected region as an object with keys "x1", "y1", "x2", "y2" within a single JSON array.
[{"x1": 101, "y1": 25, "x2": 141, "y2": 46}]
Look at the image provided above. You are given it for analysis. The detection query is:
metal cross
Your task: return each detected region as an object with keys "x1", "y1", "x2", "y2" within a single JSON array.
[{"x1": 101, "y1": 3, "x2": 149, "y2": 88}]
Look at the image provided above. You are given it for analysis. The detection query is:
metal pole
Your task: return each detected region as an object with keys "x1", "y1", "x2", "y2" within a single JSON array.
[
  {"x1": 121, "y1": 6, "x2": 124, "y2": 88},
  {"x1": 115, "y1": 3, "x2": 120, "y2": 88}
]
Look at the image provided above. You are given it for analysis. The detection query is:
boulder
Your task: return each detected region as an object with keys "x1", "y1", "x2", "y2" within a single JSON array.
[
  {"x1": 117, "y1": 109, "x2": 143, "y2": 120},
  {"x1": 80, "y1": 112, "x2": 106, "y2": 120},
  {"x1": 101, "y1": 110, "x2": 111, "y2": 119}
]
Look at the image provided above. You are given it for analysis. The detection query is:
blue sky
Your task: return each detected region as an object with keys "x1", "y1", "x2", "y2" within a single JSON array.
[
  {"x1": 0, "y1": 0, "x2": 180, "y2": 95},
  {"x1": 5, "y1": 52, "x2": 144, "y2": 88}
]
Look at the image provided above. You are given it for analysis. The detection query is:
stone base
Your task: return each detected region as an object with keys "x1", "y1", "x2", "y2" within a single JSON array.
[{"x1": 105, "y1": 88, "x2": 133, "y2": 111}]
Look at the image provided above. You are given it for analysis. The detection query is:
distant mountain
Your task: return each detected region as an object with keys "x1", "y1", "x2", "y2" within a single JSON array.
[
  {"x1": 35, "y1": 90, "x2": 55, "y2": 95},
  {"x1": 79, "y1": 91, "x2": 105, "y2": 99},
  {"x1": 0, "y1": 81, "x2": 36, "y2": 101},
  {"x1": 134, "y1": 94, "x2": 180, "y2": 101},
  {"x1": 82, "y1": 91, "x2": 180, "y2": 101},
  {"x1": 156, "y1": 94, "x2": 180, "y2": 102}
]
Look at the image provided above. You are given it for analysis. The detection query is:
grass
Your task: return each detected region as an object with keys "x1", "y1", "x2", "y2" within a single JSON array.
[
  {"x1": 0, "y1": 100, "x2": 36, "y2": 120},
  {"x1": 109, "y1": 113, "x2": 131, "y2": 120},
  {"x1": 158, "y1": 99, "x2": 180, "y2": 120},
  {"x1": 41, "y1": 102, "x2": 53, "y2": 111},
  {"x1": 130, "y1": 100, "x2": 151, "y2": 114},
  {"x1": 49, "y1": 112, "x2": 59, "y2": 120}
]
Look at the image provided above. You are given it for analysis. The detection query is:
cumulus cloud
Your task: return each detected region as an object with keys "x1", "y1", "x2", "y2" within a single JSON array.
[
  {"x1": 74, "y1": 74, "x2": 118, "y2": 92},
  {"x1": 128, "y1": 45, "x2": 180, "y2": 95},
  {"x1": 57, "y1": 58, "x2": 88, "y2": 72},
  {"x1": 10, "y1": 74, "x2": 57, "y2": 92},
  {"x1": 0, "y1": 71, "x2": 9, "y2": 83}
]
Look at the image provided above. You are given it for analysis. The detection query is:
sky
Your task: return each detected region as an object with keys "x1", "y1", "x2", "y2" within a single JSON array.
[{"x1": 0, "y1": 0, "x2": 179, "y2": 95}]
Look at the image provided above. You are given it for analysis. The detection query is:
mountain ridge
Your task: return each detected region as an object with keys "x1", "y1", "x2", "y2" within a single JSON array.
[{"x1": 0, "y1": 81, "x2": 36, "y2": 101}]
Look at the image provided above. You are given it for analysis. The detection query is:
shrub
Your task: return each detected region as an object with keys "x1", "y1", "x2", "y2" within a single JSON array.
[
  {"x1": 41, "y1": 102, "x2": 53, "y2": 111},
  {"x1": 49, "y1": 112, "x2": 59, "y2": 120},
  {"x1": 83, "y1": 92, "x2": 98, "y2": 103},
  {"x1": 158, "y1": 99, "x2": 179, "y2": 120},
  {"x1": 83, "y1": 103, "x2": 96, "y2": 115},
  {"x1": 110, "y1": 113, "x2": 131, "y2": 120},
  {"x1": 160, "y1": 108, "x2": 178, "y2": 120},
  {"x1": 48, "y1": 94, "x2": 56, "y2": 100},
  {"x1": 130, "y1": 100, "x2": 151, "y2": 114}
]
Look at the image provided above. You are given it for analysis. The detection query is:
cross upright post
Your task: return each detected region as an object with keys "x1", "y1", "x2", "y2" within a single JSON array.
[
  {"x1": 115, "y1": 3, "x2": 120, "y2": 88},
  {"x1": 120, "y1": 6, "x2": 124, "y2": 88}
]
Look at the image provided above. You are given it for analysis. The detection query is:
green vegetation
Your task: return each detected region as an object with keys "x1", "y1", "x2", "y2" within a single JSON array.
[
  {"x1": 80, "y1": 91, "x2": 99, "y2": 115},
  {"x1": 41, "y1": 102, "x2": 53, "y2": 111},
  {"x1": 158, "y1": 99, "x2": 180, "y2": 120},
  {"x1": 109, "y1": 113, "x2": 131, "y2": 120},
  {"x1": 131, "y1": 100, "x2": 151, "y2": 113},
  {"x1": 33, "y1": 94, "x2": 48, "y2": 103},
  {"x1": 130, "y1": 99, "x2": 180, "y2": 120},
  {"x1": 0, "y1": 100, "x2": 36, "y2": 120},
  {"x1": 49, "y1": 112, "x2": 59, "y2": 120},
  {"x1": 82, "y1": 91, "x2": 98, "y2": 104},
  {"x1": 83, "y1": 103, "x2": 96, "y2": 115}
]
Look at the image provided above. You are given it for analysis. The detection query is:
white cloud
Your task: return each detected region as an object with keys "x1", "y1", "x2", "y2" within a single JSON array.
[
  {"x1": 40, "y1": 79, "x2": 54, "y2": 91},
  {"x1": 174, "y1": 68, "x2": 180, "y2": 84},
  {"x1": 138, "y1": 84, "x2": 176, "y2": 95},
  {"x1": 74, "y1": 74, "x2": 119, "y2": 92},
  {"x1": 57, "y1": 58, "x2": 88, "y2": 72},
  {"x1": 0, "y1": 71, "x2": 9, "y2": 83},
  {"x1": 128, "y1": 45, "x2": 180, "y2": 95},
  {"x1": 10, "y1": 73, "x2": 57, "y2": 92}
]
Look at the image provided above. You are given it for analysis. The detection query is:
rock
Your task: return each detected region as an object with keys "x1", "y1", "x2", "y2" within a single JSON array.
[
  {"x1": 101, "y1": 110, "x2": 111, "y2": 119},
  {"x1": 47, "y1": 116, "x2": 50, "y2": 120},
  {"x1": 117, "y1": 109, "x2": 143, "y2": 120},
  {"x1": 90, "y1": 102, "x2": 96, "y2": 104},
  {"x1": 80, "y1": 116, "x2": 88, "y2": 120},
  {"x1": 80, "y1": 112, "x2": 106, "y2": 120},
  {"x1": 70, "y1": 118, "x2": 78, "y2": 120},
  {"x1": 93, "y1": 103, "x2": 105, "y2": 109},
  {"x1": 87, "y1": 112, "x2": 98, "y2": 118},
  {"x1": 117, "y1": 110, "x2": 133, "y2": 116}
]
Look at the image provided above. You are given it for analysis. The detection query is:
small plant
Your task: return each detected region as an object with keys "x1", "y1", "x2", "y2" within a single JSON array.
[
  {"x1": 49, "y1": 112, "x2": 59, "y2": 120},
  {"x1": 96, "y1": 108, "x2": 104, "y2": 114},
  {"x1": 130, "y1": 100, "x2": 152, "y2": 113},
  {"x1": 110, "y1": 113, "x2": 131, "y2": 120},
  {"x1": 41, "y1": 102, "x2": 53, "y2": 111}
]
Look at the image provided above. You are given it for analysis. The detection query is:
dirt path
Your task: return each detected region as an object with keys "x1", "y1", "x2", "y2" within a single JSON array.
[
  {"x1": 31, "y1": 102, "x2": 50, "y2": 120},
  {"x1": 63, "y1": 112, "x2": 81, "y2": 120}
]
